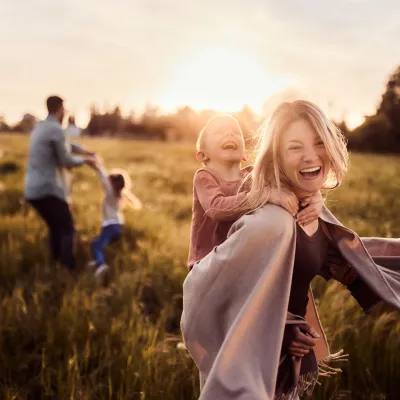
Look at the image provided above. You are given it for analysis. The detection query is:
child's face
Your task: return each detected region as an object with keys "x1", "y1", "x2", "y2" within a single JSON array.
[{"x1": 199, "y1": 118, "x2": 247, "y2": 164}]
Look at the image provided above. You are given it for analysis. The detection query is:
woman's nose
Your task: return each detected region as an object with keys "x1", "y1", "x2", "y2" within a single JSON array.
[{"x1": 302, "y1": 148, "x2": 319, "y2": 161}]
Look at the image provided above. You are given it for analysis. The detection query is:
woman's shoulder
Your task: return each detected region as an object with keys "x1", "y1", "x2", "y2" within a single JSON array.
[
  {"x1": 252, "y1": 204, "x2": 294, "y2": 225},
  {"x1": 228, "y1": 204, "x2": 295, "y2": 247},
  {"x1": 233, "y1": 204, "x2": 294, "y2": 236}
]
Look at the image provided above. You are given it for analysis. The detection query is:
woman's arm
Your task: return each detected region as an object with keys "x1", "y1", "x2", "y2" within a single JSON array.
[
  {"x1": 361, "y1": 237, "x2": 400, "y2": 257},
  {"x1": 321, "y1": 241, "x2": 383, "y2": 314}
]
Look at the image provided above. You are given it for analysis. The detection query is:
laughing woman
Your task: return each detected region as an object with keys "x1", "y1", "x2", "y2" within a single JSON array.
[{"x1": 181, "y1": 100, "x2": 400, "y2": 400}]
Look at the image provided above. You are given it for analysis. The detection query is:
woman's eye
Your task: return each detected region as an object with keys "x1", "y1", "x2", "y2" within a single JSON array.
[
  {"x1": 315, "y1": 141, "x2": 325, "y2": 147},
  {"x1": 289, "y1": 146, "x2": 301, "y2": 150}
]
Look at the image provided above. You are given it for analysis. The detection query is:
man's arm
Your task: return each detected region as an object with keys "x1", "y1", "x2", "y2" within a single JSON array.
[
  {"x1": 194, "y1": 171, "x2": 247, "y2": 221},
  {"x1": 71, "y1": 143, "x2": 95, "y2": 156},
  {"x1": 51, "y1": 128, "x2": 86, "y2": 168}
]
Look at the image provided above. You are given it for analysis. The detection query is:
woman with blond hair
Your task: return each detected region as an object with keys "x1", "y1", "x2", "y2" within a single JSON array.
[{"x1": 181, "y1": 100, "x2": 400, "y2": 399}]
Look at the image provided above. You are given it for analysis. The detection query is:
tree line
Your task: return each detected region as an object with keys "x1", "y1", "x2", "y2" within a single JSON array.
[{"x1": 1, "y1": 65, "x2": 400, "y2": 152}]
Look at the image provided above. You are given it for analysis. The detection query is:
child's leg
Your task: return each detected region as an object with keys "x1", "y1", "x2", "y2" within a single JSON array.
[{"x1": 91, "y1": 224, "x2": 122, "y2": 266}]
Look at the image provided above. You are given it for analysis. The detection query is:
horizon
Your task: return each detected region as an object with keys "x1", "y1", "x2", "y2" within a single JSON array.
[{"x1": 1, "y1": 0, "x2": 399, "y2": 129}]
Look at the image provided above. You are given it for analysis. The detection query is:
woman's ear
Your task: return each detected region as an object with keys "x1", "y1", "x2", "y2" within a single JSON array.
[
  {"x1": 196, "y1": 151, "x2": 209, "y2": 163},
  {"x1": 242, "y1": 150, "x2": 249, "y2": 162}
]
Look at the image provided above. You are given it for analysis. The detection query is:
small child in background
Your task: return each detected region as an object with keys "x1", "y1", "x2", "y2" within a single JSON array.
[
  {"x1": 88, "y1": 157, "x2": 142, "y2": 282},
  {"x1": 188, "y1": 114, "x2": 323, "y2": 270}
]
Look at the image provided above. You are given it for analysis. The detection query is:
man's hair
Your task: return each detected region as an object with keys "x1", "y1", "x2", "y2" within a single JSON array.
[{"x1": 46, "y1": 96, "x2": 64, "y2": 114}]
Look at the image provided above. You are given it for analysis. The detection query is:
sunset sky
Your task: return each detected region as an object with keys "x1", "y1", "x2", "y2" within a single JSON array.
[{"x1": 1, "y1": 0, "x2": 399, "y2": 128}]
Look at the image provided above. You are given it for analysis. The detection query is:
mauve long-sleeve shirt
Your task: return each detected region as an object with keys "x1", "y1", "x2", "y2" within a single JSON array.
[{"x1": 187, "y1": 166, "x2": 252, "y2": 269}]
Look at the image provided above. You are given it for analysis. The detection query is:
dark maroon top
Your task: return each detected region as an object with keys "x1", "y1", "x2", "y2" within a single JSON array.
[{"x1": 288, "y1": 220, "x2": 330, "y2": 317}]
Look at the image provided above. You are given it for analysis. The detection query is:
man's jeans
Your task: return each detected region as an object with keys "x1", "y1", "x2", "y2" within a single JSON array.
[{"x1": 28, "y1": 196, "x2": 75, "y2": 270}]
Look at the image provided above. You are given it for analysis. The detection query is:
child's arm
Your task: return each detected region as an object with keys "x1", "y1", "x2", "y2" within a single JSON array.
[
  {"x1": 91, "y1": 157, "x2": 113, "y2": 194},
  {"x1": 195, "y1": 171, "x2": 248, "y2": 221},
  {"x1": 296, "y1": 191, "x2": 324, "y2": 226},
  {"x1": 268, "y1": 188, "x2": 299, "y2": 217}
]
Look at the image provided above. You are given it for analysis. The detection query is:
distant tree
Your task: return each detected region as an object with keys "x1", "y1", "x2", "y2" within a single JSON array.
[
  {"x1": 86, "y1": 105, "x2": 100, "y2": 136},
  {"x1": 336, "y1": 120, "x2": 349, "y2": 138},
  {"x1": 0, "y1": 115, "x2": 11, "y2": 132},
  {"x1": 234, "y1": 105, "x2": 259, "y2": 143},
  {"x1": 141, "y1": 102, "x2": 159, "y2": 125},
  {"x1": 110, "y1": 106, "x2": 123, "y2": 135},
  {"x1": 13, "y1": 114, "x2": 38, "y2": 133},
  {"x1": 174, "y1": 106, "x2": 198, "y2": 141},
  {"x1": 377, "y1": 65, "x2": 400, "y2": 137},
  {"x1": 348, "y1": 65, "x2": 400, "y2": 152},
  {"x1": 349, "y1": 114, "x2": 394, "y2": 152}
]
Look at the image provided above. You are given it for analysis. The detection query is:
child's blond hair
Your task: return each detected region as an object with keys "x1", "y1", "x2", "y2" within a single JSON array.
[{"x1": 196, "y1": 114, "x2": 243, "y2": 152}]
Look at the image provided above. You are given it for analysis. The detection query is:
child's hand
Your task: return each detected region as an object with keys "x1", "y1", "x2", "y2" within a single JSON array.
[
  {"x1": 84, "y1": 155, "x2": 97, "y2": 168},
  {"x1": 92, "y1": 154, "x2": 103, "y2": 169},
  {"x1": 296, "y1": 191, "x2": 324, "y2": 226},
  {"x1": 268, "y1": 187, "x2": 299, "y2": 217}
]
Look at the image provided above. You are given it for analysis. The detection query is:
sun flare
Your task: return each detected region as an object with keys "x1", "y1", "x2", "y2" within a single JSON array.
[{"x1": 157, "y1": 46, "x2": 292, "y2": 113}]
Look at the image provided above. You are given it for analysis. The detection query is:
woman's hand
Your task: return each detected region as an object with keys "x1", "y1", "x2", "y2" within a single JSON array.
[
  {"x1": 268, "y1": 187, "x2": 299, "y2": 217},
  {"x1": 296, "y1": 191, "x2": 324, "y2": 226},
  {"x1": 283, "y1": 324, "x2": 320, "y2": 358}
]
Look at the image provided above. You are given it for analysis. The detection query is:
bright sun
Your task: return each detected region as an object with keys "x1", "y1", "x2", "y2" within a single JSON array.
[{"x1": 157, "y1": 46, "x2": 291, "y2": 113}]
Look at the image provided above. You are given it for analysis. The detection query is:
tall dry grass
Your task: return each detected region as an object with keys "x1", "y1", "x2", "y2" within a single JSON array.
[{"x1": 0, "y1": 134, "x2": 399, "y2": 399}]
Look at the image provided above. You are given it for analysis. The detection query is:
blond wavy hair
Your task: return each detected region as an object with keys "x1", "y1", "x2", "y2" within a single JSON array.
[{"x1": 241, "y1": 100, "x2": 349, "y2": 212}]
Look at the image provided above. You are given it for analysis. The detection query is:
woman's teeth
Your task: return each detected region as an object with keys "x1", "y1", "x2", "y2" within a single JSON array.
[{"x1": 299, "y1": 166, "x2": 321, "y2": 177}]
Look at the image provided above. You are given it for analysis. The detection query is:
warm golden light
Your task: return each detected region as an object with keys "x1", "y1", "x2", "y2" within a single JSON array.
[{"x1": 157, "y1": 46, "x2": 292, "y2": 113}]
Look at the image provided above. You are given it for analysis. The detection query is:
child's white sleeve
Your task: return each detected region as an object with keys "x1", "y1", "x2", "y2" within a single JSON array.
[{"x1": 96, "y1": 165, "x2": 113, "y2": 193}]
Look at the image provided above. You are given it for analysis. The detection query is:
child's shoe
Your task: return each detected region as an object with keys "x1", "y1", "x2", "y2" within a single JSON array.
[
  {"x1": 94, "y1": 264, "x2": 109, "y2": 284},
  {"x1": 86, "y1": 260, "x2": 98, "y2": 271}
]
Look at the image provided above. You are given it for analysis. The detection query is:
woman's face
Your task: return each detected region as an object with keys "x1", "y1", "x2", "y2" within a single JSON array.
[{"x1": 279, "y1": 118, "x2": 330, "y2": 197}]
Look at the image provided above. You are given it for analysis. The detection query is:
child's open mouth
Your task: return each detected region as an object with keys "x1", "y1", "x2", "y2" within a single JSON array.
[
  {"x1": 299, "y1": 166, "x2": 321, "y2": 179},
  {"x1": 222, "y1": 141, "x2": 238, "y2": 150}
]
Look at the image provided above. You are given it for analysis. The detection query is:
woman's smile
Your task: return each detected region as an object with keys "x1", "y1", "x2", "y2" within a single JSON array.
[
  {"x1": 279, "y1": 119, "x2": 330, "y2": 196},
  {"x1": 298, "y1": 165, "x2": 322, "y2": 180}
]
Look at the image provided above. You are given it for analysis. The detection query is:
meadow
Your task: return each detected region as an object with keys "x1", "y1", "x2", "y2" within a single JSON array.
[{"x1": 0, "y1": 133, "x2": 399, "y2": 400}]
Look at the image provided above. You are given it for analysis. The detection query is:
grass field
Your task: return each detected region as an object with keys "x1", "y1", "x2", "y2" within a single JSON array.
[{"x1": 0, "y1": 133, "x2": 399, "y2": 400}]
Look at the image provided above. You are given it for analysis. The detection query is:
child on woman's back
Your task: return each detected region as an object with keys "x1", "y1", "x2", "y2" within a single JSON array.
[
  {"x1": 88, "y1": 157, "x2": 142, "y2": 282},
  {"x1": 188, "y1": 115, "x2": 325, "y2": 389},
  {"x1": 188, "y1": 114, "x2": 323, "y2": 270}
]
